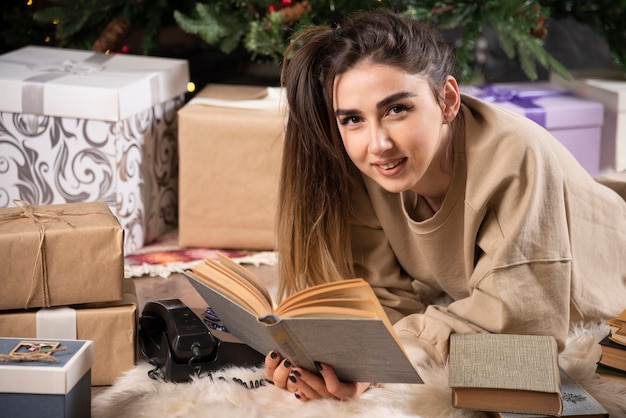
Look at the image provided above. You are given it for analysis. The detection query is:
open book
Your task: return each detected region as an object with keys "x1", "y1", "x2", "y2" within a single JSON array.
[{"x1": 183, "y1": 254, "x2": 422, "y2": 384}]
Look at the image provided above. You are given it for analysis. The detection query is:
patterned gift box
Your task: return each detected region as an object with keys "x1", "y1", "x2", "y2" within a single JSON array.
[
  {"x1": 462, "y1": 82, "x2": 604, "y2": 176},
  {"x1": 551, "y1": 69, "x2": 626, "y2": 174},
  {"x1": 0, "y1": 45, "x2": 189, "y2": 253},
  {"x1": 178, "y1": 84, "x2": 285, "y2": 250},
  {"x1": 0, "y1": 338, "x2": 93, "y2": 418}
]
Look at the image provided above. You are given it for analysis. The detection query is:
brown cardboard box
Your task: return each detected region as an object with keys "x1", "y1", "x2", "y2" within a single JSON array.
[
  {"x1": 0, "y1": 280, "x2": 137, "y2": 385},
  {"x1": 178, "y1": 84, "x2": 285, "y2": 250},
  {"x1": 0, "y1": 201, "x2": 124, "y2": 310}
]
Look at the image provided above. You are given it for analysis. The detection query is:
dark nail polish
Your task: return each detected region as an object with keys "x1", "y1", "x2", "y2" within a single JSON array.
[
  {"x1": 288, "y1": 374, "x2": 297, "y2": 383},
  {"x1": 295, "y1": 393, "x2": 301, "y2": 399},
  {"x1": 283, "y1": 359, "x2": 292, "y2": 368},
  {"x1": 270, "y1": 351, "x2": 278, "y2": 359},
  {"x1": 265, "y1": 379, "x2": 274, "y2": 385},
  {"x1": 314, "y1": 361, "x2": 323, "y2": 371},
  {"x1": 292, "y1": 369, "x2": 301, "y2": 378}
]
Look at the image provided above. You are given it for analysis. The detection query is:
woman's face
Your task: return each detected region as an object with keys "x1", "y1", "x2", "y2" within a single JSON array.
[{"x1": 333, "y1": 61, "x2": 458, "y2": 197}]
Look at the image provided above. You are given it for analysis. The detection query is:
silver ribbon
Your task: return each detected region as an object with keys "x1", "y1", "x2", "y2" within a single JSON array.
[{"x1": 19, "y1": 53, "x2": 113, "y2": 115}]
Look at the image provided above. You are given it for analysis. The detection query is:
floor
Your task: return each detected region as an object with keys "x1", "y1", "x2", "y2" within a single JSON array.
[{"x1": 91, "y1": 263, "x2": 278, "y2": 399}]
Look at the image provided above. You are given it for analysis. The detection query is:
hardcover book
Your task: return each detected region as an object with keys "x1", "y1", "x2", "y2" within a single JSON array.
[
  {"x1": 183, "y1": 254, "x2": 423, "y2": 384},
  {"x1": 449, "y1": 333, "x2": 562, "y2": 416},
  {"x1": 598, "y1": 334, "x2": 626, "y2": 372},
  {"x1": 607, "y1": 309, "x2": 626, "y2": 346},
  {"x1": 493, "y1": 369, "x2": 608, "y2": 417}
]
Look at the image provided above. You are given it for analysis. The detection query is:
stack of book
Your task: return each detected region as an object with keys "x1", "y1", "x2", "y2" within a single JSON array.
[
  {"x1": 449, "y1": 333, "x2": 609, "y2": 418},
  {"x1": 597, "y1": 309, "x2": 626, "y2": 379}
]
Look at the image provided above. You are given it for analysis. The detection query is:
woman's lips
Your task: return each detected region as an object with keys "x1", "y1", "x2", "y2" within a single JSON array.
[{"x1": 373, "y1": 157, "x2": 407, "y2": 176}]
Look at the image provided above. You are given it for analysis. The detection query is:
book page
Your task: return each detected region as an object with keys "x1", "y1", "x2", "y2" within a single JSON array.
[
  {"x1": 190, "y1": 259, "x2": 272, "y2": 316},
  {"x1": 278, "y1": 297, "x2": 378, "y2": 315},
  {"x1": 453, "y1": 387, "x2": 561, "y2": 415},
  {"x1": 277, "y1": 279, "x2": 385, "y2": 317},
  {"x1": 216, "y1": 252, "x2": 274, "y2": 305}
]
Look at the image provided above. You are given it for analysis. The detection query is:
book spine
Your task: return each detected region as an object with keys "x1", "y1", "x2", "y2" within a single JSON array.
[{"x1": 266, "y1": 321, "x2": 317, "y2": 373}]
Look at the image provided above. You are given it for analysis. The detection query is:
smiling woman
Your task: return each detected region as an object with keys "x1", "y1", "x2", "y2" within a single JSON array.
[
  {"x1": 263, "y1": 8, "x2": 626, "y2": 403},
  {"x1": 333, "y1": 65, "x2": 458, "y2": 208}
]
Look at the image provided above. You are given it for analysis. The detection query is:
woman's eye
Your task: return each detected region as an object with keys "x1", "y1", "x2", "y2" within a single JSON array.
[
  {"x1": 388, "y1": 104, "x2": 408, "y2": 115},
  {"x1": 340, "y1": 115, "x2": 362, "y2": 126}
]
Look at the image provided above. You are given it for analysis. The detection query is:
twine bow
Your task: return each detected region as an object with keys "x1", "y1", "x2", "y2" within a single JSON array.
[{"x1": 0, "y1": 346, "x2": 67, "y2": 363}]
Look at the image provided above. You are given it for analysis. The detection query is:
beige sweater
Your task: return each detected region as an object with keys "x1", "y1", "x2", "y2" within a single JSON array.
[{"x1": 349, "y1": 94, "x2": 626, "y2": 366}]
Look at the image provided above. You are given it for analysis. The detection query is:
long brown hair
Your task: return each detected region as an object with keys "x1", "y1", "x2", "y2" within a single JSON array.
[{"x1": 276, "y1": 9, "x2": 456, "y2": 300}]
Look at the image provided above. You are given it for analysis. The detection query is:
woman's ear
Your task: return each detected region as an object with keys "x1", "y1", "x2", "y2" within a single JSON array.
[{"x1": 442, "y1": 76, "x2": 461, "y2": 123}]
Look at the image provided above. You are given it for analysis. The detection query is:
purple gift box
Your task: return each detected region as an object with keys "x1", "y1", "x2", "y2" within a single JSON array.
[{"x1": 462, "y1": 82, "x2": 604, "y2": 176}]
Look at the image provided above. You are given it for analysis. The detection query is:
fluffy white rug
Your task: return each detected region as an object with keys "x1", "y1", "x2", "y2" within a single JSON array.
[{"x1": 92, "y1": 323, "x2": 626, "y2": 418}]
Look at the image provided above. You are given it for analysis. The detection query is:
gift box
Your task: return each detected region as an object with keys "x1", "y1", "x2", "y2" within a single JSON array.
[
  {"x1": 0, "y1": 201, "x2": 124, "y2": 310},
  {"x1": 0, "y1": 280, "x2": 137, "y2": 386},
  {"x1": 0, "y1": 45, "x2": 190, "y2": 253},
  {"x1": 551, "y1": 69, "x2": 626, "y2": 174},
  {"x1": 0, "y1": 338, "x2": 93, "y2": 418},
  {"x1": 462, "y1": 82, "x2": 604, "y2": 176},
  {"x1": 178, "y1": 84, "x2": 285, "y2": 249}
]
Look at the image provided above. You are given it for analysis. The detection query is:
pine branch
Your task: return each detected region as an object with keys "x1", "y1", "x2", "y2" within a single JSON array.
[{"x1": 173, "y1": 3, "x2": 247, "y2": 54}]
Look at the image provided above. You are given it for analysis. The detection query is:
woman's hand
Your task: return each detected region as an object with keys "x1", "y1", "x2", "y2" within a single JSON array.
[{"x1": 264, "y1": 351, "x2": 371, "y2": 401}]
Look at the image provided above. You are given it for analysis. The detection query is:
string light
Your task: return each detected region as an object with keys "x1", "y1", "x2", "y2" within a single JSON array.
[{"x1": 187, "y1": 82, "x2": 196, "y2": 93}]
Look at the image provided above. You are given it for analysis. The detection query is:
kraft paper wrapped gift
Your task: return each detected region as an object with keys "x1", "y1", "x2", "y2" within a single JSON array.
[
  {"x1": 0, "y1": 45, "x2": 190, "y2": 253},
  {"x1": 178, "y1": 84, "x2": 285, "y2": 249},
  {"x1": 462, "y1": 82, "x2": 604, "y2": 176},
  {"x1": 0, "y1": 280, "x2": 137, "y2": 386},
  {"x1": 0, "y1": 201, "x2": 124, "y2": 311},
  {"x1": 0, "y1": 338, "x2": 93, "y2": 418},
  {"x1": 551, "y1": 69, "x2": 626, "y2": 173}
]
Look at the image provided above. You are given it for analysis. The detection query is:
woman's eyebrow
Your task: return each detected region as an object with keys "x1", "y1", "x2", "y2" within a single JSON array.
[
  {"x1": 334, "y1": 91, "x2": 417, "y2": 117},
  {"x1": 376, "y1": 91, "x2": 416, "y2": 110}
]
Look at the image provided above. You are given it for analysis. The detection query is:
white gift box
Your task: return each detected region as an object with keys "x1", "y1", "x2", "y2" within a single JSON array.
[
  {"x1": 551, "y1": 69, "x2": 626, "y2": 174},
  {"x1": 0, "y1": 338, "x2": 93, "y2": 418},
  {"x1": 0, "y1": 45, "x2": 189, "y2": 253}
]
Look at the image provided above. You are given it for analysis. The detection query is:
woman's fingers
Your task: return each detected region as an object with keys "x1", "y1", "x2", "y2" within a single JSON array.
[
  {"x1": 266, "y1": 354, "x2": 370, "y2": 401},
  {"x1": 314, "y1": 362, "x2": 371, "y2": 400},
  {"x1": 265, "y1": 351, "x2": 294, "y2": 390},
  {"x1": 288, "y1": 368, "x2": 331, "y2": 401},
  {"x1": 264, "y1": 351, "x2": 282, "y2": 382}
]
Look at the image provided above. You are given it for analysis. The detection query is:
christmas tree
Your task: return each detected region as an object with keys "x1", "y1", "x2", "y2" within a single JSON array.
[
  {"x1": 171, "y1": 0, "x2": 568, "y2": 81},
  {"x1": 3, "y1": 0, "x2": 625, "y2": 82}
]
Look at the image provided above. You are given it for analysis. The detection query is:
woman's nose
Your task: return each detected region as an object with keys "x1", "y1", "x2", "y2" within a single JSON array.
[{"x1": 368, "y1": 124, "x2": 393, "y2": 154}]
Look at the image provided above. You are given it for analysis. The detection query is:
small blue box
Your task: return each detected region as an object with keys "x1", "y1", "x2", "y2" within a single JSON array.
[{"x1": 0, "y1": 338, "x2": 93, "y2": 418}]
